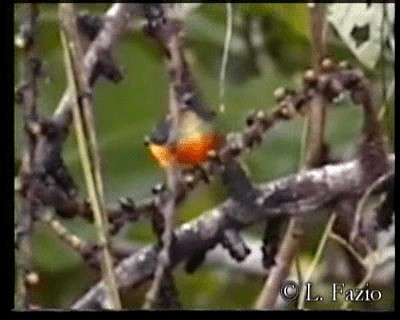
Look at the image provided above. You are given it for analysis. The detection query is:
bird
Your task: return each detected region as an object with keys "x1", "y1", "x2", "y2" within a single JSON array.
[
  {"x1": 145, "y1": 92, "x2": 224, "y2": 168},
  {"x1": 145, "y1": 90, "x2": 258, "y2": 211}
]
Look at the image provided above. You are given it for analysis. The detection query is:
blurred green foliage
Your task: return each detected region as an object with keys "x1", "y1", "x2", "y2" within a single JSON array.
[{"x1": 14, "y1": 4, "x2": 394, "y2": 309}]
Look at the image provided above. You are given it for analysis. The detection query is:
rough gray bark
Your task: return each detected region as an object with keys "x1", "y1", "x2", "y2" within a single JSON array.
[{"x1": 72, "y1": 154, "x2": 394, "y2": 309}]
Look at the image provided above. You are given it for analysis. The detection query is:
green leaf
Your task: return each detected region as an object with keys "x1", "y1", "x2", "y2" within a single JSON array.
[{"x1": 327, "y1": 3, "x2": 394, "y2": 69}]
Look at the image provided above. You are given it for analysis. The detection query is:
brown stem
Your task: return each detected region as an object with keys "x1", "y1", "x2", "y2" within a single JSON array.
[
  {"x1": 305, "y1": 3, "x2": 328, "y2": 168},
  {"x1": 15, "y1": 3, "x2": 40, "y2": 310},
  {"x1": 255, "y1": 4, "x2": 329, "y2": 309},
  {"x1": 59, "y1": 3, "x2": 121, "y2": 309},
  {"x1": 143, "y1": 5, "x2": 185, "y2": 309}
]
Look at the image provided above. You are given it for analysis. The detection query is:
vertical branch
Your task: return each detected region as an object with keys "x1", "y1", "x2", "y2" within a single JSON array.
[
  {"x1": 15, "y1": 3, "x2": 40, "y2": 310},
  {"x1": 58, "y1": 4, "x2": 121, "y2": 309},
  {"x1": 255, "y1": 3, "x2": 329, "y2": 309},
  {"x1": 143, "y1": 5, "x2": 184, "y2": 308},
  {"x1": 297, "y1": 213, "x2": 336, "y2": 309},
  {"x1": 304, "y1": 2, "x2": 328, "y2": 168},
  {"x1": 144, "y1": 166, "x2": 179, "y2": 309},
  {"x1": 309, "y1": 3, "x2": 328, "y2": 67},
  {"x1": 254, "y1": 218, "x2": 300, "y2": 309}
]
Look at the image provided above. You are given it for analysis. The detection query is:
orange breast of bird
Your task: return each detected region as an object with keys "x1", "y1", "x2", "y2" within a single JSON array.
[
  {"x1": 175, "y1": 132, "x2": 223, "y2": 166},
  {"x1": 149, "y1": 132, "x2": 223, "y2": 168}
]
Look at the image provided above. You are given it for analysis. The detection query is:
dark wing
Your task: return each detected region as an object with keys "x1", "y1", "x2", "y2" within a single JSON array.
[
  {"x1": 178, "y1": 90, "x2": 216, "y2": 122},
  {"x1": 149, "y1": 117, "x2": 172, "y2": 145}
]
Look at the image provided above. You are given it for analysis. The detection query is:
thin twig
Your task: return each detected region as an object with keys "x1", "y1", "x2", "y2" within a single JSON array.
[
  {"x1": 218, "y1": 2, "x2": 233, "y2": 113},
  {"x1": 344, "y1": 244, "x2": 396, "y2": 307},
  {"x1": 340, "y1": 265, "x2": 375, "y2": 309},
  {"x1": 350, "y1": 172, "x2": 392, "y2": 242},
  {"x1": 143, "y1": 168, "x2": 179, "y2": 309},
  {"x1": 40, "y1": 210, "x2": 101, "y2": 266},
  {"x1": 295, "y1": 257, "x2": 303, "y2": 292},
  {"x1": 144, "y1": 166, "x2": 179, "y2": 308},
  {"x1": 379, "y1": 3, "x2": 388, "y2": 111},
  {"x1": 59, "y1": 4, "x2": 121, "y2": 309},
  {"x1": 41, "y1": 211, "x2": 87, "y2": 251},
  {"x1": 297, "y1": 213, "x2": 336, "y2": 309},
  {"x1": 298, "y1": 112, "x2": 309, "y2": 169},
  {"x1": 41, "y1": 210, "x2": 138, "y2": 269},
  {"x1": 328, "y1": 232, "x2": 366, "y2": 268}
]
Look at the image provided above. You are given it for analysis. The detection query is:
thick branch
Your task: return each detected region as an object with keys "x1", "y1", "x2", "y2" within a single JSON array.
[{"x1": 71, "y1": 154, "x2": 394, "y2": 309}]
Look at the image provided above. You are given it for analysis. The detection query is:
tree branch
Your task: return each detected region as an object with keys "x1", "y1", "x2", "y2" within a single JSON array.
[
  {"x1": 15, "y1": 3, "x2": 40, "y2": 310},
  {"x1": 71, "y1": 154, "x2": 394, "y2": 309},
  {"x1": 59, "y1": 3, "x2": 121, "y2": 309},
  {"x1": 54, "y1": 3, "x2": 138, "y2": 123},
  {"x1": 141, "y1": 4, "x2": 189, "y2": 309},
  {"x1": 305, "y1": 2, "x2": 329, "y2": 168},
  {"x1": 255, "y1": 4, "x2": 330, "y2": 309}
]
